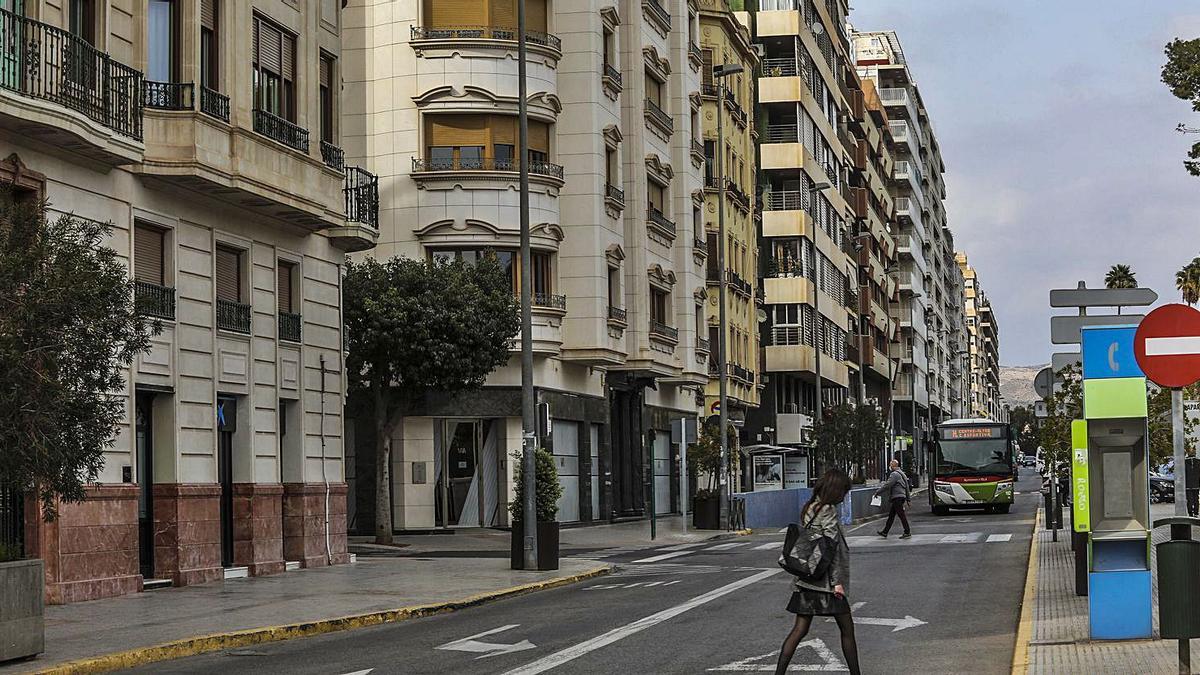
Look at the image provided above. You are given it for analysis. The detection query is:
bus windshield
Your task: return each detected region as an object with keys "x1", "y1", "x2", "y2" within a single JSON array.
[{"x1": 936, "y1": 438, "x2": 1010, "y2": 475}]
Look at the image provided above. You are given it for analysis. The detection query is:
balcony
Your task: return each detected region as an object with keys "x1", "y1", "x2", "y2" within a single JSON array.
[
  {"x1": 644, "y1": 98, "x2": 673, "y2": 137},
  {"x1": 696, "y1": 337, "x2": 710, "y2": 353},
  {"x1": 688, "y1": 41, "x2": 703, "y2": 70},
  {"x1": 278, "y1": 311, "x2": 302, "y2": 343},
  {"x1": 603, "y1": 63, "x2": 622, "y2": 96},
  {"x1": 642, "y1": 0, "x2": 672, "y2": 36},
  {"x1": 0, "y1": 8, "x2": 144, "y2": 164},
  {"x1": 878, "y1": 87, "x2": 919, "y2": 124},
  {"x1": 691, "y1": 139, "x2": 706, "y2": 166},
  {"x1": 763, "y1": 190, "x2": 807, "y2": 212},
  {"x1": 605, "y1": 183, "x2": 625, "y2": 211},
  {"x1": 760, "y1": 58, "x2": 798, "y2": 77},
  {"x1": 411, "y1": 156, "x2": 565, "y2": 186},
  {"x1": 764, "y1": 124, "x2": 799, "y2": 143},
  {"x1": 320, "y1": 141, "x2": 345, "y2": 172},
  {"x1": 729, "y1": 363, "x2": 752, "y2": 383},
  {"x1": 723, "y1": 88, "x2": 747, "y2": 128},
  {"x1": 725, "y1": 180, "x2": 750, "y2": 212},
  {"x1": 410, "y1": 25, "x2": 562, "y2": 57},
  {"x1": 217, "y1": 298, "x2": 252, "y2": 334},
  {"x1": 135, "y1": 281, "x2": 176, "y2": 320},
  {"x1": 534, "y1": 293, "x2": 567, "y2": 311},
  {"x1": 727, "y1": 270, "x2": 752, "y2": 298},
  {"x1": 328, "y1": 166, "x2": 380, "y2": 252},
  {"x1": 649, "y1": 320, "x2": 678, "y2": 341},
  {"x1": 647, "y1": 205, "x2": 676, "y2": 238},
  {"x1": 200, "y1": 87, "x2": 229, "y2": 122},
  {"x1": 608, "y1": 305, "x2": 627, "y2": 324},
  {"x1": 253, "y1": 109, "x2": 309, "y2": 154},
  {"x1": 143, "y1": 81, "x2": 193, "y2": 111},
  {"x1": 701, "y1": 83, "x2": 719, "y2": 99}
]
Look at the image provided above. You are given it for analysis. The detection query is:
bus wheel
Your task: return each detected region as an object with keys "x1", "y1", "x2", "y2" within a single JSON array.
[
  {"x1": 932, "y1": 505, "x2": 949, "y2": 516},
  {"x1": 984, "y1": 506, "x2": 995, "y2": 514},
  {"x1": 997, "y1": 504, "x2": 1011, "y2": 514}
]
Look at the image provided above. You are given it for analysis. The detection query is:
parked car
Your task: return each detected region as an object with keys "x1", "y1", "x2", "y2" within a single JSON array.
[{"x1": 1151, "y1": 471, "x2": 1175, "y2": 503}]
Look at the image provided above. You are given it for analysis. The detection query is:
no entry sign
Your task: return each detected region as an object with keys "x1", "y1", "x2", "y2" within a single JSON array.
[{"x1": 1134, "y1": 304, "x2": 1200, "y2": 388}]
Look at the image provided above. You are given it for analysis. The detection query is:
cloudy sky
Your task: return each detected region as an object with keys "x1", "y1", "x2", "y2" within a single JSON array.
[{"x1": 849, "y1": 1, "x2": 1200, "y2": 366}]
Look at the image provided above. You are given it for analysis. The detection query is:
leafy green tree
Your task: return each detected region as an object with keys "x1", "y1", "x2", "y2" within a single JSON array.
[
  {"x1": 0, "y1": 195, "x2": 154, "y2": 524},
  {"x1": 690, "y1": 420, "x2": 737, "y2": 498},
  {"x1": 1008, "y1": 404, "x2": 1040, "y2": 457},
  {"x1": 1104, "y1": 264, "x2": 1137, "y2": 289},
  {"x1": 1178, "y1": 257, "x2": 1200, "y2": 306},
  {"x1": 1163, "y1": 38, "x2": 1200, "y2": 176},
  {"x1": 344, "y1": 256, "x2": 519, "y2": 544},
  {"x1": 1038, "y1": 364, "x2": 1083, "y2": 473},
  {"x1": 508, "y1": 449, "x2": 562, "y2": 523},
  {"x1": 1148, "y1": 384, "x2": 1200, "y2": 467},
  {"x1": 813, "y1": 404, "x2": 887, "y2": 482}
]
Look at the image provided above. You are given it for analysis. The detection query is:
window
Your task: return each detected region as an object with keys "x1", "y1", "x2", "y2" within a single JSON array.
[
  {"x1": 603, "y1": 28, "x2": 614, "y2": 67},
  {"x1": 647, "y1": 180, "x2": 665, "y2": 212},
  {"x1": 605, "y1": 148, "x2": 617, "y2": 186},
  {"x1": 277, "y1": 261, "x2": 296, "y2": 313},
  {"x1": 693, "y1": 206, "x2": 702, "y2": 238},
  {"x1": 701, "y1": 49, "x2": 713, "y2": 85},
  {"x1": 703, "y1": 140, "x2": 715, "y2": 181},
  {"x1": 69, "y1": 0, "x2": 95, "y2": 44},
  {"x1": 608, "y1": 267, "x2": 620, "y2": 309},
  {"x1": 253, "y1": 15, "x2": 296, "y2": 121},
  {"x1": 650, "y1": 286, "x2": 670, "y2": 325},
  {"x1": 319, "y1": 53, "x2": 335, "y2": 143},
  {"x1": 134, "y1": 223, "x2": 167, "y2": 286},
  {"x1": 706, "y1": 232, "x2": 718, "y2": 280},
  {"x1": 200, "y1": 0, "x2": 219, "y2": 89},
  {"x1": 645, "y1": 72, "x2": 663, "y2": 108},
  {"x1": 215, "y1": 245, "x2": 243, "y2": 302},
  {"x1": 695, "y1": 304, "x2": 704, "y2": 344},
  {"x1": 424, "y1": 114, "x2": 550, "y2": 170},
  {"x1": 147, "y1": 0, "x2": 179, "y2": 82},
  {"x1": 531, "y1": 250, "x2": 552, "y2": 295}
]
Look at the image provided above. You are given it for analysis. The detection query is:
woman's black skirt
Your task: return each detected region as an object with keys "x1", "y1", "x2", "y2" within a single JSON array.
[{"x1": 786, "y1": 589, "x2": 851, "y2": 616}]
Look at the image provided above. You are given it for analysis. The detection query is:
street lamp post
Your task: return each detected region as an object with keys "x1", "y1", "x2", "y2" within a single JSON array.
[
  {"x1": 908, "y1": 292, "x2": 923, "y2": 480},
  {"x1": 810, "y1": 180, "x2": 832, "y2": 424},
  {"x1": 517, "y1": 0, "x2": 538, "y2": 571},
  {"x1": 713, "y1": 62, "x2": 743, "y2": 530}
]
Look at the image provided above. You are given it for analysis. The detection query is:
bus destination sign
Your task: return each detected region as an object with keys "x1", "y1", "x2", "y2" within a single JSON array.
[{"x1": 941, "y1": 426, "x2": 1004, "y2": 440}]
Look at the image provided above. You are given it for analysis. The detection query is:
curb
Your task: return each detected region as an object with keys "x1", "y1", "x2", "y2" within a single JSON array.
[
  {"x1": 1011, "y1": 508, "x2": 1041, "y2": 675},
  {"x1": 30, "y1": 564, "x2": 612, "y2": 675}
]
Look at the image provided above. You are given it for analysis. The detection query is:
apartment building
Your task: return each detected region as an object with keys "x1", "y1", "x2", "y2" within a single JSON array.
[
  {"x1": 698, "y1": 0, "x2": 759, "y2": 436},
  {"x1": 341, "y1": 0, "x2": 706, "y2": 530},
  {"x1": 2, "y1": 0, "x2": 373, "y2": 603},
  {"x1": 956, "y1": 253, "x2": 1001, "y2": 419},
  {"x1": 746, "y1": 0, "x2": 859, "y2": 455},
  {"x1": 854, "y1": 30, "x2": 966, "y2": 456}
]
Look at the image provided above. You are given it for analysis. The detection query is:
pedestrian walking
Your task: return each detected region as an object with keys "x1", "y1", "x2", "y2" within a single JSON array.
[
  {"x1": 774, "y1": 469, "x2": 860, "y2": 675},
  {"x1": 875, "y1": 459, "x2": 911, "y2": 539}
]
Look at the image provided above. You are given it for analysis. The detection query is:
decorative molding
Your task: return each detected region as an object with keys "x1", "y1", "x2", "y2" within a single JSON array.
[
  {"x1": 694, "y1": 286, "x2": 709, "y2": 301},
  {"x1": 603, "y1": 124, "x2": 624, "y2": 149},
  {"x1": 413, "y1": 86, "x2": 561, "y2": 121},
  {"x1": 0, "y1": 153, "x2": 46, "y2": 195},
  {"x1": 689, "y1": 91, "x2": 702, "y2": 110},
  {"x1": 647, "y1": 264, "x2": 677, "y2": 287},
  {"x1": 605, "y1": 243, "x2": 627, "y2": 264},
  {"x1": 532, "y1": 221, "x2": 565, "y2": 242},
  {"x1": 691, "y1": 188, "x2": 705, "y2": 205},
  {"x1": 600, "y1": 6, "x2": 621, "y2": 29},
  {"x1": 645, "y1": 154, "x2": 674, "y2": 185},
  {"x1": 642, "y1": 46, "x2": 672, "y2": 81}
]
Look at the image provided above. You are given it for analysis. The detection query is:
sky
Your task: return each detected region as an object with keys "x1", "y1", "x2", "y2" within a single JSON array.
[{"x1": 848, "y1": 1, "x2": 1200, "y2": 366}]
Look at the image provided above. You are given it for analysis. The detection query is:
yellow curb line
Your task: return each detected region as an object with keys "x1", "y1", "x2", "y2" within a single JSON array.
[
  {"x1": 1011, "y1": 508, "x2": 1041, "y2": 675},
  {"x1": 32, "y1": 564, "x2": 613, "y2": 675}
]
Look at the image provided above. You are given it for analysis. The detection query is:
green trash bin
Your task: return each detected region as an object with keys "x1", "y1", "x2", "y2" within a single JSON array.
[{"x1": 1155, "y1": 517, "x2": 1200, "y2": 640}]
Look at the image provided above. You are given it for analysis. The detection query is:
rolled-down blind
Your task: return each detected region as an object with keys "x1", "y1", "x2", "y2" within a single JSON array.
[
  {"x1": 281, "y1": 32, "x2": 295, "y2": 80},
  {"x1": 277, "y1": 262, "x2": 294, "y2": 313},
  {"x1": 425, "y1": 0, "x2": 485, "y2": 28},
  {"x1": 201, "y1": 0, "x2": 216, "y2": 30},
  {"x1": 529, "y1": 120, "x2": 550, "y2": 154},
  {"x1": 427, "y1": 114, "x2": 488, "y2": 147},
  {"x1": 319, "y1": 55, "x2": 331, "y2": 88},
  {"x1": 215, "y1": 246, "x2": 241, "y2": 301},
  {"x1": 490, "y1": 0, "x2": 516, "y2": 30},
  {"x1": 527, "y1": 0, "x2": 547, "y2": 33},
  {"x1": 256, "y1": 18, "x2": 283, "y2": 75},
  {"x1": 134, "y1": 224, "x2": 164, "y2": 285}
]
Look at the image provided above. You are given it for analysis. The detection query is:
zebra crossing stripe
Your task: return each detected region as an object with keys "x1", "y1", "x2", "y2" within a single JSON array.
[
  {"x1": 986, "y1": 533, "x2": 1012, "y2": 543},
  {"x1": 752, "y1": 542, "x2": 779, "y2": 551},
  {"x1": 632, "y1": 550, "x2": 696, "y2": 564},
  {"x1": 706, "y1": 542, "x2": 751, "y2": 551}
]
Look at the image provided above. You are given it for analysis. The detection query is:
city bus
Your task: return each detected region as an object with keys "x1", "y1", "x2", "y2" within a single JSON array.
[{"x1": 930, "y1": 418, "x2": 1016, "y2": 515}]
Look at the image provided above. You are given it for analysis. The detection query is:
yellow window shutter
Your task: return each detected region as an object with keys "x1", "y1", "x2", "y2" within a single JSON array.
[
  {"x1": 527, "y1": 0, "x2": 547, "y2": 33},
  {"x1": 491, "y1": 115, "x2": 516, "y2": 147},
  {"x1": 529, "y1": 120, "x2": 550, "y2": 154},
  {"x1": 428, "y1": 114, "x2": 488, "y2": 147},
  {"x1": 489, "y1": 0, "x2": 516, "y2": 30}
]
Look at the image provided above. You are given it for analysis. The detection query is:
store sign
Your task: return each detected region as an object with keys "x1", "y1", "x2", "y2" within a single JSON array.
[{"x1": 753, "y1": 454, "x2": 784, "y2": 491}]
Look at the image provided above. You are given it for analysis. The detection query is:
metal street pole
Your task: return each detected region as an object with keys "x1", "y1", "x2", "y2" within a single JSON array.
[
  {"x1": 1174, "y1": 388, "x2": 1187, "y2": 517},
  {"x1": 909, "y1": 293, "x2": 919, "y2": 479},
  {"x1": 517, "y1": 0, "x2": 537, "y2": 571}
]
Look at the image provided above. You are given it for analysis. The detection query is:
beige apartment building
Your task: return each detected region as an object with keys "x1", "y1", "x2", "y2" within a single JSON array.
[
  {"x1": 341, "y1": 0, "x2": 707, "y2": 530},
  {"x1": 1, "y1": 0, "x2": 373, "y2": 603},
  {"x1": 956, "y1": 252, "x2": 1001, "y2": 419},
  {"x1": 698, "y1": 0, "x2": 759, "y2": 434}
]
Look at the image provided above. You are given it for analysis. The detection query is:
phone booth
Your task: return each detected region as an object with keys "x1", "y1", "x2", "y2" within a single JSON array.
[{"x1": 1075, "y1": 325, "x2": 1152, "y2": 640}]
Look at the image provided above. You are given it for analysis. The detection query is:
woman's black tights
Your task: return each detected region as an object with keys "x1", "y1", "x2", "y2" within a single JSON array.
[{"x1": 774, "y1": 613, "x2": 861, "y2": 674}]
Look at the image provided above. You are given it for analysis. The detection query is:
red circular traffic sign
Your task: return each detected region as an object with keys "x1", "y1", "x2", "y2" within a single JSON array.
[{"x1": 1134, "y1": 303, "x2": 1200, "y2": 388}]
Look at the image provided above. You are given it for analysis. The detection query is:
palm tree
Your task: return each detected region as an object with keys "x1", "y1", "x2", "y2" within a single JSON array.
[
  {"x1": 1177, "y1": 257, "x2": 1200, "y2": 306},
  {"x1": 1105, "y1": 264, "x2": 1137, "y2": 289}
]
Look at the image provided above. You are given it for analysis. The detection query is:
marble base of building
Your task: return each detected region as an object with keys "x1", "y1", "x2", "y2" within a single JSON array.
[
  {"x1": 283, "y1": 483, "x2": 350, "y2": 568},
  {"x1": 233, "y1": 483, "x2": 285, "y2": 576},
  {"x1": 24, "y1": 485, "x2": 142, "y2": 605},
  {"x1": 153, "y1": 484, "x2": 224, "y2": 588}
]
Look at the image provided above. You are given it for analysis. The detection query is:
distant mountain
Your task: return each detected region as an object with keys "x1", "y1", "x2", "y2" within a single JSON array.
[{"x1": 1000, "y1": 364, "x2": 1046, "y2": 408}]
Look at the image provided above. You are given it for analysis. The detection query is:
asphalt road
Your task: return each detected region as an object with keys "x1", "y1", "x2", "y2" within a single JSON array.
[{"x1": 129, "y1": 468, "x2": 1041, "y2": 674}]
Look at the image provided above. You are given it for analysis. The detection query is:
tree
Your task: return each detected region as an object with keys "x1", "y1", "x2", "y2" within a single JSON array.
[
  {"x1": 1037, "y1": 364, "x2": 1083, "y2": 473},
  {"x1": 1147, "y1": 384, "x2": 1200, "y2": 467},
  {"x1": 344, "y1": 256, "x2": 519, "y2": 544},
  {"x1": 508, "y1": 448, "x2": 562, "y2": 523},
  {"x1": 0, "y1": 195, "x2": 155, "y2": 521},
  {"x1": 1104, "y1": 264, "x2": 1137, "y2": 289},
  {"x1": 1177, "y1": 257, "x2": 1200, "y2": 306},
  {"x1": 1008, "y1": 404, "x2": 1039, "y2": 457},
  {"x1": 690, "y1": 420, "x2": 738, "y2": 498},
  {"x1": 813, "y1": 403, "x2": 887, "y2": 482},
  {"x1": 1163, "y1": 38, "x2": 1200, "y2": 176}
]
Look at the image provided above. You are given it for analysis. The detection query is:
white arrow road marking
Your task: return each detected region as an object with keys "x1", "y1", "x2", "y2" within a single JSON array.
[
  {"x1": 502, "y1": 569, "x2": 781, "y2": 675},
  {"x1": 707, "y1": 640, "x2": 848, "y2": 671},
  {"x1": 706, "y1": 542, "x2": 751, "y2": 551},
  {"x1": 436, "y1": 625, "x2": 537, "y2": 659},
  {"x1": 1145, "y1": 336, "x2": 1200, "y2": 356},
  {"x1": 986, "y1": 534, "x2": 1013, "y2": 542},
  {"x1": 632, "y1": 550, "x2": 696, "y2": 563}
]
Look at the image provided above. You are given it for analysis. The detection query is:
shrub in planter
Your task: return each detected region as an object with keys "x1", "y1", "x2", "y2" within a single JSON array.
[{"x1": 509, "y1": 448, "x2": 564, "y2": 570}]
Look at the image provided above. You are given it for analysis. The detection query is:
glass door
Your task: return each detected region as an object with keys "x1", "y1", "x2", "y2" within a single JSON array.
[
  {"x1": 438, "y1": 420, "x2": 482, "y2": 527},
  {"x1": 135, "y1": 393, "x2": 154, "y2": 579},
  {"x1": 217, "y1": 397, "x2": 236, "y2": 567},
  {"x1": 653, "y1": 430, "x2": 672, "y2": 515}
]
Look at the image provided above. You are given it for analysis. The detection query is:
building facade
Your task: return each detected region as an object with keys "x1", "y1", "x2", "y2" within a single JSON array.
[
  {"x1": 698, "y1": 0, "x2": 759, "y2": 437},
  {"x1": 342, "y1": 0, "x2": 707, "y2": 530},
  {"x1": 4, "y1": 0, "x2": 372, "y2": 603},
  {"x1": 957, "y1": 252, "x2": 1001, "y2": 419}
]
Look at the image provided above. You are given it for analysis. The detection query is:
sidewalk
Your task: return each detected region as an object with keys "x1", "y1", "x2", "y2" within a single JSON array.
[
  {"x1": 5, "y1": 516, "x2": 737, "y2": 674},
  {"x1": 1019, "y1": 503, "x2": 1193, "y2": 674}
]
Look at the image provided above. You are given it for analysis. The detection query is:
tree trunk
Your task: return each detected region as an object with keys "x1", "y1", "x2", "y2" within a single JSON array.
[{"x1": 373, "y1": 379, "x2": 394, "y2": 545}]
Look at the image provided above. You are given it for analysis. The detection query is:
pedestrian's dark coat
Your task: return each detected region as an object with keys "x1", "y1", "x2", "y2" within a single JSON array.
[{"x1": 792, "y1": 503, "x2": 850, "y2": 594}]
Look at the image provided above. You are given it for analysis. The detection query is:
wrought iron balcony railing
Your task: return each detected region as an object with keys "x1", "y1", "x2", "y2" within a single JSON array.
[
  {"x1": 321, "y1": 141, "x2": 345, "y2": 171},
  {"x1": 0, "y1": 8, "x2": 144, "y2": 139},
  {"x1": 647, "y1": 205, "x2": 676, "y2": 235},
  {"x1": 344, "y1": 165, "x2": 379, "y2": 229},
  {"x1": 704, "y1": 175, "x2": 721, "y2": 190},
  {"x1": 642, "y1": 0, "x2": 671, "y2": 31},
  {"x1": 411, "y1": 157, "x2": 565, "y2": 179},
  {"x1": 200, "y1": 86, "x2": 229, "y2": 122},
  {"x1": 727, "y1": 270, "x2": 752, "y2": 298},
  {"x1": 410, "y1": 25, "x2": 562, "y2": 51},
  {"x1": 608, "y1": 305, "x2": 627, "y2": 322},
  {"x1": 606, "y1": 183, "x2": 625, "y2": 207},
  {"x1": 143, "y1": 81, "x2": 193, "y2": 110},
  {"x1": 724, "y1": 88, "x2": 747, "y2": 126},
  {"x1": 688, "y1": 41, "x2": 702, "y2": 64},
  {"x1": 701, "y1": 83, "x2": 719, "y2": 99},
  {"x1": 253, "y1": 108, "x2": 309, "y2": 153},
  {"x1": 649, "y1": 320, "x2": 678, "y2": 340},
  {"x1": 696, "y1": 337, "x2": 710, "y2": 353},
  {"x1": 135, "y1": 281, "x2": 176, "y2": 320},
  {"x1": 216, "y1": 298, "x2": 251, "y2": 334},
  {"x1": 644, "y1": 98, "x2": 673, "y2": 134},
  {"x1": 603, "y1": 63, "x2": 622, "y2": 88},
  {"x1": 533, "y1": 293, "x2": 567, "y2": 310},
  {"x1": 278, "y1": 311, "x2": 302, "y2": 343}
]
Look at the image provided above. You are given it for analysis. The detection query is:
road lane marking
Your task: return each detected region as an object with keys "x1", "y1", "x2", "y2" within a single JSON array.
[
  {"x1": 706, "y1": 542, "x2": 751, "y2": 551},
  {"x1": 631, "y1": 550, "x2": 696, "y2": 563},
  {"x1": 436, "y1": 625, "x2": 537, "y2": 659},
  {"x1": 987, "y1": 533, "x2": 1013, "y2": 543},
  {"x1": 657, "y1": 542, "x2": 706, "y2": 551},
  {"x1": 502, "y1": 569, "x2": 781, "y2": 675},
  {"x1": 708, "y1": 641, "x2": 847, "y2": 671},
  {"x1": 752, "y1": 542, "x2": 779, "y2": 551},
  {"x1": 852, "y1": 615, "x2": 927, "y2": 632}
]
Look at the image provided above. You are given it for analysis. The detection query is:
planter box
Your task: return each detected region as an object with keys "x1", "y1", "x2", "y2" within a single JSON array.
[
  {"x1": 0, "y1": 558, "x2": 44, "y2": 663},
  {"x1": 510, "y1": 521, "x2": 560, "y2": 571},
  {"x1": 693, "y1": 495, "x2": 721, "y2": 530}
]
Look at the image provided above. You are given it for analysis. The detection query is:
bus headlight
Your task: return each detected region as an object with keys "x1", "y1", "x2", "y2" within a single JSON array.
[
  {"x1": 934, "y1": 482, "x2": 954, "y2": 496},
  {"x1": 995, "y1": 481, "x2": 1013, "y2": 494}
]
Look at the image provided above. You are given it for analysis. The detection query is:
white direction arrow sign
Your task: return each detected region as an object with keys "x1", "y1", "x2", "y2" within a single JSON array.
[
  {"x1": 708, "y1": 640, "x2": 847, "y2": 671},
  {"x1": 826, "y1": 602, "x2": 926, "y2": 632},
  {"x1": 436, "y1": 625, "x2": 537, "y2": 659}
]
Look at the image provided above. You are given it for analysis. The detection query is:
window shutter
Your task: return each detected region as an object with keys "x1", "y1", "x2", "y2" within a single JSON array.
[
  {"x1": 491, "y1": 115, "x2": 515, "y2": 147},
  {"x1": 277, "y1": 262, "x2": 293, "y2": 313},
  {"x1": 428, "y1": 114, "x2": 488, "y2": 147},
  {"x1": 489, "y1": 0, "x2": 516, "y2": 30},
  {"x1": 201, "y1": 0, "x2": 216, "y2": 30},
  {"x1": 701, "y1": 50, "x2": 714, "y2": 84},
  {"x1": 706, "y1": 233, "x2": 719, "y2": 280},
  {"x1": 529, "y1": 120, "x2": 550, "y2": 154},
  {"x1": 526, "y1": 0, "x2": 547, "y2": 33},
  {"x1": 134, "y1": 224, "x2": 164, "y2": 285},
  {"x1": 257, "y1": 19, "x2": 283, "y2": 75},
  {"x1": 281, "y1": 33, "x2": 295, "y2": 81},
  {"x1": 319, "y1": 55, "x2": 331, "y2": 88},
  {"x1": 215, "y1": 246, "x2": 241, "y2": 301}
]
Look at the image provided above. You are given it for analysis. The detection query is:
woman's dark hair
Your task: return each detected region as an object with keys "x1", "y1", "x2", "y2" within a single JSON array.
[{"x1": 802, "y1": 468, "x2": 851, "y2": 521}]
